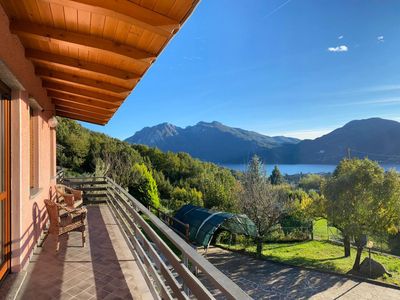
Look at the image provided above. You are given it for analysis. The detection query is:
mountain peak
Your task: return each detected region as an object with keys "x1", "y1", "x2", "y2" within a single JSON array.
[
  {"x1": 125, "y1": 121, "x2": 299, "y2": 163},
  {"x1": 196, "y1": 121, "x2": 223, "y2": 127},
  {"x1": 125, "y1": 122, "x2": 181, "y2": 146}
]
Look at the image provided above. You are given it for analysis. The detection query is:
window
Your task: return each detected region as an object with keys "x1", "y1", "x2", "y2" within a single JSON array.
[{"x1": 29, "y1": 106, "x2": 39, "y2": 190}]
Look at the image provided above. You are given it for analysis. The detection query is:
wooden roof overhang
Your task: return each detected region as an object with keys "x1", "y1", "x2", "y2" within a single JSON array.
[{"x1": 0, "y1": 0, "x2": 199, "y2": 125}]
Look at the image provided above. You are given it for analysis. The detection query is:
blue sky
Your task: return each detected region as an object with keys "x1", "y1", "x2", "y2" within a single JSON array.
[{"x1": 82, "y1": 0, "x2": 400, "y2": 140}]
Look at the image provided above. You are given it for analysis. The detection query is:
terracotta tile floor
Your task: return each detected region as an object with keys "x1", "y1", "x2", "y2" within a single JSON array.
[{"x1": 16, "y1": 205, "x2": 153, "y2": 300}]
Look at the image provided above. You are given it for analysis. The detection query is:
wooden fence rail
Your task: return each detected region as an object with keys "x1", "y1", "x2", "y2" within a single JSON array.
[{"x1": 62, "y1": 176, "x2": 250, "y2": 300}]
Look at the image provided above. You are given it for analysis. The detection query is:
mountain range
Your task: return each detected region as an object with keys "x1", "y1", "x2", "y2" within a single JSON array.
[{"x1": 125, "y1": 118, "x2": 400, "y2": 164}]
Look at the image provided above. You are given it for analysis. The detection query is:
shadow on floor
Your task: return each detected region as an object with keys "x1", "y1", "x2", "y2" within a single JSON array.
[
  {"x1": 14, "y1": 205, "x2": 151, "y2": 300},
  {"x1": 200, "y1": 247, "x2": 399, "y2": 300},
  {"x1": 87, "y1": 205, "x2": 134, "y2": 299}
]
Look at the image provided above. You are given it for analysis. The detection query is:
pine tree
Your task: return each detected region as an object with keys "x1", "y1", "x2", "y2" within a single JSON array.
[{"x1": 269, "y1": 165, "x2": 284, "y2": 185}]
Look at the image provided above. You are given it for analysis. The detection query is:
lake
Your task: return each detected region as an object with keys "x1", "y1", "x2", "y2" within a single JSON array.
[{"x1": 220, "y1": 163, "x2": 400, "y2": 175}]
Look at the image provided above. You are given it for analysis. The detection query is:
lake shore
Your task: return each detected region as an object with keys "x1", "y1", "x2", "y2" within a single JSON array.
[{"x1": 220, "y1": 163, "x2": 400, "y2": 175}]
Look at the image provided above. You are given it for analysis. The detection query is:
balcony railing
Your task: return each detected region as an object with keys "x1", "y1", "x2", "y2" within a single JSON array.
[{"x1": 61, "y1": 175, "x2": 250, "y2": 300}]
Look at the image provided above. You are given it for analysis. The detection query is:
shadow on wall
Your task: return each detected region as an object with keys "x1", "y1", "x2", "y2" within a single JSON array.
[
  {"x1": 10, "y1": 187, "x2": 53, "y2": 271},
  {"x1": 11, "y1": 186, "x2": 66, "y2": 299}
]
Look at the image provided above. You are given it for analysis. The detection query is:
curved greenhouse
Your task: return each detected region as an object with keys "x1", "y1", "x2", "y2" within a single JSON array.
[{"x1": 173, "y1": 205, "x2": 257, "y2": 247}]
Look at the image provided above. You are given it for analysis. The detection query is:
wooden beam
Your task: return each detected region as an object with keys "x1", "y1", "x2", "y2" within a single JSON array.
[
  {"x1": 43, "y1": 81, "x2": 125, "y2": 103},
  {"x1": 36, "y1": 67, "x2": 131, "y2": 94},
  {"x1": 10, "y1": 20, "x2": 156, "y2": 62},
  {"x1": 55, "y1": 104, "x2": 114, "y2": 119},
  {"x1": 52, "y1": 98, "x2": 116, "y2": 115},
  {"x1": 38, "y1": 0, "x2": 179, "y2": 38},
  {"x1": 56, "y1": 109, "x2": 108, "y2": 125},
  {"x1": 48, "y1": 91, "x2": 120, "y2": 110},
  {"x1": 26, "y1": 48, "x2": 141, "y2": 80}
]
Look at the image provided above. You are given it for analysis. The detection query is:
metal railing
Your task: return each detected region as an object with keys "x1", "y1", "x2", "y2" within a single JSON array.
[{"x1": 63, "y1": 176, "x2": 250, "y2": 300}]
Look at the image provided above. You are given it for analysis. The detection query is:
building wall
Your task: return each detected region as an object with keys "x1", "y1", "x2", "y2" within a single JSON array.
[
  {"x1": 0, "y1": 0, "x2": 56, "y2": 273},
  {"x1": 10, "y1": 91, "x2": 56, "y2": 272}
]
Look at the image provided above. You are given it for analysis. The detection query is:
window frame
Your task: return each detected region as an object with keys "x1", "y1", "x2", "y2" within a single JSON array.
[{"x1": 29, "y1": 106, "x2": 40, "y2": 191}]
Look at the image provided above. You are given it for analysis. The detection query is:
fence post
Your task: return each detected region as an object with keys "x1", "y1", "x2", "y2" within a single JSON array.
[
  {"x1": 185, "y1": 224, "x2": 190, "y2": 243},
  {"x1": 310, "y1": 221, "x2": 314, "y2": 240},
  {"x1": 327, "y1": 223, "x2": 330, "y2": 241}
]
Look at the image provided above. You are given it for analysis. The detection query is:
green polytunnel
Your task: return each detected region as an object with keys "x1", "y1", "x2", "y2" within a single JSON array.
[{"x1": 173, "y1": 205, "x2": 258, "y2": 247}]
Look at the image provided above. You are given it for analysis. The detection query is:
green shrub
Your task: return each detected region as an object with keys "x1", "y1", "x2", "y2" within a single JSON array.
[{"x1": 129, "y1": 163, "x2": 160, "y2": 208}]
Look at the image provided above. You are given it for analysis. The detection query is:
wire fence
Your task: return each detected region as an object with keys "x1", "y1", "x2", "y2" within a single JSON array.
[
  {"x1": 218, "y1": 220, "x2": 399, "y2": 258},
  {"x1": 313, "y1": 219, "x2": 397, "y2": 256},
  {"x1": 214, "y1": 218, "x2": 400, "y2": 259}
]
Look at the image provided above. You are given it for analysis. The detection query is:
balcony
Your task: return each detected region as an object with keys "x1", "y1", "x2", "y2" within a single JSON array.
[{"x1": 9, "y1": 176, "x2": 250, "y2": 299}]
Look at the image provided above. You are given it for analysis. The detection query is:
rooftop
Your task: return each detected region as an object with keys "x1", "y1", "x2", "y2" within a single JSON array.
[{"x1": 0, "y1": 0, "x2": 199, "y2": 125}]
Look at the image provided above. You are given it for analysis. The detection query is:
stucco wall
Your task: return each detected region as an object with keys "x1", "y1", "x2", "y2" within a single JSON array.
[
  {"x1": 11, "y1": 91, "x2": 56, "y2": 272},
  {"x1": 0, "y1": 0, "x2": 56, "y2": 272}
]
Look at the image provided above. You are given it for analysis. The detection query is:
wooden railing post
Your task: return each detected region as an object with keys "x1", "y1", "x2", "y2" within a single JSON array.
[{"x1": 183, "y1": 254, "x2": 190, "y2": 297}]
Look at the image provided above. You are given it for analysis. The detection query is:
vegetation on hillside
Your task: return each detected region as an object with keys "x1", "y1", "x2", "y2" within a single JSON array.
[
  {"x1": 56, "y1": 117, "x2": 240, "y2": 212},
  {"x1": 57, "y1": 117, "x2": 400, "y2": 283}
]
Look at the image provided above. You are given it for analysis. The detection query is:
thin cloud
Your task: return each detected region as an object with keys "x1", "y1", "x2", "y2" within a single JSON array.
[
  {"x1": 360, "y1": 84, "x2": 400, "y2": 93},
  {"x1": 351, "y1": 98, "x2": 400, "y2": 106},
  {"x1": 263, "y1": 0, "x2": 292, "y2": 19},
  {"x1": 329, "y1": 97, "x2": 400, "y2": 108},
  {"x1": 328, "y1": 45, "x2": 348, "y2": 52},
  {"x1": 377, "y1": 35, "x2": 384, "y2": 42},
  {"x1": 338, "y1": 35, "x2": 344, "y2": 40}
]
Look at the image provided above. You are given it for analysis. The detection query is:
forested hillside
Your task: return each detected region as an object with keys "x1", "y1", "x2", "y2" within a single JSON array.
[{"x1": 56, "y1": 118, "x2": 241, "y2": 212}]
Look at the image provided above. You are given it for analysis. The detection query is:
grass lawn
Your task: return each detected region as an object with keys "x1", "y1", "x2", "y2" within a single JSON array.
[
  {"x1": 218, "y1": 240, "x2": 400, "y2": 286},
  {"x1": 313, "y1": 218, "x2": 341, "y2": 240}
]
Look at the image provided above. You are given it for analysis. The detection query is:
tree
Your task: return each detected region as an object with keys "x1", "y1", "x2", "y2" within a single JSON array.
[
  {"x1": 240, "y1": 155, "x2": 289, "y2": 256},
  {"x1": 323, "y1": 158, "x2": 400, "y2": 270},
  {"x1": 289, "y1": 188, "x2": 326, "y2": 221},
  {"x1": 269, "y1": 165, "x2": 284, "y2": 185},
  {"x1": 153, "y1": 170, "x2": 173, "y2": 200},
  {"x1": 129, "y1": 163, "x2": 160, "y2": 208},
  {"x1": 298, "y1": 174, "x2": 324, "y2": 192},
  {"x1": 56, "y1": 117, "x2": 90, "y2": 171},
  {"x1": 170, "y1": 186, "x2": 203, "y2": 210}
]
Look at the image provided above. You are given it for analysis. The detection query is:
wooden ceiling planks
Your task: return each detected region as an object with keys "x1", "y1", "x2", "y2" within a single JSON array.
[
  {"x1": 55, "y1": 104, "x2": 114, "y2": 119},
  {"x1": 35, "y1": 67, "x2": 131, "y2": 94},
  {"x1": 0, "y1": 0, "x2": 199, "y2": 125},
  {"x1": 26, "y1": 48, "x2": 141, "y2": 81},
  {"x1": 56, "y1": 109, "x2": 109, "y2": 124},
  {"x1": 10, "y1": 20, "x2": 157, "y2": 62},
  {"x1": 40, "y1": 0, "x2": 179, "y2": 37},
  {"x1": 49, "y1": 91, "x2": 121, "y2": 110},
  {"x1": 43, "y1": 81, "x2": 125, "y2": 102},
  {"x1": 53, "y1": 98, "x2": 117, "y2": 115}
]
